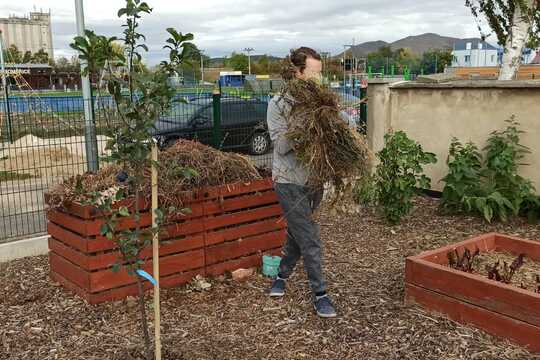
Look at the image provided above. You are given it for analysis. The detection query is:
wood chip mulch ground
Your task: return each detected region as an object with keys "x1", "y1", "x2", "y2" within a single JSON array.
[{"x1": 1, "y1": 196, "x2": 540, "y2": 360}]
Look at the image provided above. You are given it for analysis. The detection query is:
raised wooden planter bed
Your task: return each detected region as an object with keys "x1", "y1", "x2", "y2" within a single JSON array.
[
  {"x1": 45, "y1": 178, "x2": 286, "y2": 304},
  {"x1": 405, "y1": 233, "x2": 540, "y2": 352}
]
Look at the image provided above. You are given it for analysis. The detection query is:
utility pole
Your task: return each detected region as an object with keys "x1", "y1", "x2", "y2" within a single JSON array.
[
  {"x1": 74, "y1": 0, "x2": 99, "y2": 172},
  {"x1": 200, "y1": 49, "x2": 205, "y2": 85},
  {"x1": 244, "y1": 47, "x2": 254, "y2": 75},
  {"x1": 0, "y1": 31, "x2": 13, "y2": 143},
  {"x1": 343, "y1": 43, "x2": 354, "y2": 92}
]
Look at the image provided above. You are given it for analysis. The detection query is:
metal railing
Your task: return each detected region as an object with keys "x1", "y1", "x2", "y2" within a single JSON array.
[{"x1": 0, "y1": 83, "x2": 367, "y2": 242}]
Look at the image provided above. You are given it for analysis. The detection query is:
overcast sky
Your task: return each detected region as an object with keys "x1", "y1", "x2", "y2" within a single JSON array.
[{"x1": 0, "y1": 0, "x2": 487, "y2": 64}]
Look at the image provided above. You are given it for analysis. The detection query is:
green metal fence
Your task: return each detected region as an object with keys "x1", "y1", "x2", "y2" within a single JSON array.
[{"x1": 0, "y1": 83, "x2": 366, "y2": 242}]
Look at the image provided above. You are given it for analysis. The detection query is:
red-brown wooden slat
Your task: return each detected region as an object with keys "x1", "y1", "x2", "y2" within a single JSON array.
[
  {"x1": 198, "y1": 179, "x2": 273, "y2": 200},
  {"x1": 494, "y1": 234, "x2": 540, "y2": 262},
  {"x1": 410, "y1": 233, "x2": 496, "y2": 265},
  {"x1": 205, "y1": 230, "x2": 286, "y2": 265},
  {"x1": 49, "y1": 252, "x2": 90, "y2": 290},
  {"x1": 89, "y1": 249, "x2": 205, "y2": 292},
  {"x1": 47, "y1": 210, "x2": 152, "y2": 236},
  {"x1": 45, "y1": 194, "x2": 151, "y2": 220},
  {"x1": 205, "y1": 218, "x2": 285, "y2": 246},
  {"x1": 204, "y1": 205, "x2": 283, "y2": 232},
  {"x1": 406, "y1": 257, "x2": 540, "y2": 327},
  {"x1": 203, "y1": 190, "x2": 279, "y2": 216},
  {"x1": 49, "y1": 238, "x2": 92, "y2": 270},
  {"x1": 206, "y1": 248, "x2": 282, "y2": 276},
  {"x1": 48, "y1": 222, "x2": 91, "y2": 253},
  {"x1": 405, "y1": 283, "x2": 540, "y2": 353},
  {"x1": 52, "y1": 268, "x2": 206, "y2": 305},
  {"x1": 161, "y1": 218, "x2": 206, "y2": 239}
]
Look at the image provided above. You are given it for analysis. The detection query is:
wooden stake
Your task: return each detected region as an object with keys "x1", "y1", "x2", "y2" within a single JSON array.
[{"x1": 151, "y1": 142, "x2": 161, "y2": 360}]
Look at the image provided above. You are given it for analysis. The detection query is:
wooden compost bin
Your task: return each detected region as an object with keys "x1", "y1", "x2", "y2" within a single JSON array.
[
  {"x1": 405, "y1": 233, "x2": 540, "y2": 352},
  {"x1": 45, "y1": 178, "x2": 285, "y2": 304}
]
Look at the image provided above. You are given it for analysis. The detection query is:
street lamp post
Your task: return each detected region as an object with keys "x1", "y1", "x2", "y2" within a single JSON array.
[
  {"x1": 244, "y1": 47, "x2": 254, "y2": 75},
  {"x1": 200, "y1": 49, "x2": 205, "y2": 85}
]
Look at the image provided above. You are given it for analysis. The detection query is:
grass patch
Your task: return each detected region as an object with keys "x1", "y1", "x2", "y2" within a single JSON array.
[{"x1": 0, "y1": 170, "x2": 33, "y2": 182}]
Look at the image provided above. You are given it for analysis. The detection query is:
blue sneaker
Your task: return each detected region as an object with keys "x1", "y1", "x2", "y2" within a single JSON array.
[
  {"x1": 269, "y1": 277, "x2": 286, "y2": 297},
  {"x1": 314, "y1": 295, "x2": 337, "y2": 318}
]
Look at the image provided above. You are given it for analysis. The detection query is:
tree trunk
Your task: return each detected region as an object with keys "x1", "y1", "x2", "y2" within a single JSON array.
[
  {"x1": 136, "y1": 275, "x2": 153, "y2": 360},
  {"x1": 499, "y1": 0, "x2": 535, "y2": 80}
]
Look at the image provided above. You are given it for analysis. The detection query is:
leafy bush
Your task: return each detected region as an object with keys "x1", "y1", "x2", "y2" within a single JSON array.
[
  {"x1": 441, "y1": 117, "x2": 537, "y2": 223},
  {"x1": 374, "y1": 131, "x2": 437, "y2": 224},
  {"x1": 353, "y1": 173, "x2": 377, "y2": 206},
  {"x1": 440, "y1": 139, "x2": 483, "y2": 213}
]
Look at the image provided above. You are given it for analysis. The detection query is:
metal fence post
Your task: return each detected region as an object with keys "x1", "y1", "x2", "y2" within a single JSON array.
[
  {"x1": 75, "y1": 0, "x2": 99, "y2": 172},
  {"x1": 0, "y1": 32, "x2": 13, "y2": 143},
  {"x1": 212, "y1": 89, "x2": 222, "y2": 148},
  {"x1": 360, "y1": 87, "x2": 367, "y2": 127}
]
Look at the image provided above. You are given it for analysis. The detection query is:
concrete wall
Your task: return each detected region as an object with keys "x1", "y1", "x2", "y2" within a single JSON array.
[{"x1": 368, "y1": 80, "x2": 540, "y2": 192}]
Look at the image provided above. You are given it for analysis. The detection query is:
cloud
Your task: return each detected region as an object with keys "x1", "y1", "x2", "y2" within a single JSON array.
[{"x1": 1, "y1": 0, "x2": 487, "y2": 64}]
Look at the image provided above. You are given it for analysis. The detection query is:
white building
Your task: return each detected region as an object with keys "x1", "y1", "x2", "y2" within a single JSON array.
[
  {"x1": 452, "y1": 39, "x2": 539, "y2": 67},
  {"x1": 451, "y1": 39, "x2": 499, "y2": 67},
  {"x1": 0, "y1": 11, "x2": 53, "y2": 58},
  {"x1": 522, "y1": 48, "x2": 539, "y2": 64}
]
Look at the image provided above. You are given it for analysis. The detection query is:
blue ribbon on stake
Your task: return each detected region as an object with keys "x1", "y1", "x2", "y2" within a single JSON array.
[{"x1": 136, "y1": 269, "x2": 157, "y2": 286}]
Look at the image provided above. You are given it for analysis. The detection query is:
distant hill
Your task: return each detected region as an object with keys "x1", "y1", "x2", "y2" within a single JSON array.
[{"x1": 338, "y1": 33, "x2": 463, "y2": 58}]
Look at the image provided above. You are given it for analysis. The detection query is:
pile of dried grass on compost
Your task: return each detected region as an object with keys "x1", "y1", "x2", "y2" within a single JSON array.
[
  {"x1": 281, "y1": 79, "x2": 372, "y2": 205},
  {"x1": 155, "y1": 139, "x2": 261, "y2": 208},
  {"x1": 47, "y1": 140, "x2": 261, "y2": 210},
  {"x1": 47, "y1": 163, "x2": 123, "y2": 210}
]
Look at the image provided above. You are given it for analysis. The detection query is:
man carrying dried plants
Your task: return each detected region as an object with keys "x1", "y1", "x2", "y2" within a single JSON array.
[{"x1": 266, "y1": 47, "x2": 336, "y2": 317}]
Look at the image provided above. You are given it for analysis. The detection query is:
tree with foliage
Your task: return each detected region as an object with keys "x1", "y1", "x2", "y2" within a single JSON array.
[
  {"x1": 31, "y1": 48, "x2": 50, "y2": 64},
  {"x1": 52, "y1": 56, "x2": 81, "y2": 73},
  {"x1": 3, "y1": 44, "x2": 22, "y2": 63},
  {"x1": 466, "y1": 0, "x2": 540, "y2": 80},
  {"x1": 367, "y1": 46, "x2": 422, "y2": 75},
  {"x1": 421, "y1": 48, "x2": 453, "y2": 74},
  {"x1": 71, "y1": 1, "x2": 195, "y2": 358},
  {"x1": 227, "y1": 51, "x2": 249, "y2": 72},
  {"x1": 22, "y1": 51, "x2": 33, "y2": 63}
]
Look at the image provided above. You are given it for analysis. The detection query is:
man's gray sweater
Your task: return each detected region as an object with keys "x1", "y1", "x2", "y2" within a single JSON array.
[{"x1": 266, "y1": 95, "x2": 309, "y2": 186}]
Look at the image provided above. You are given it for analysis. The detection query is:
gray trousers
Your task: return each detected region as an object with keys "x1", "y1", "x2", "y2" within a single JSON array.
[{"x1": 274, "y1": 183, "x2": 326, "y2": 294}]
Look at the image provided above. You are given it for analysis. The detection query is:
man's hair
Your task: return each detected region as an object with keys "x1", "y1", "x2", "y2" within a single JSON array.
[{"x1": 281, "y1": 46, "x2": 322, "y2": 80}]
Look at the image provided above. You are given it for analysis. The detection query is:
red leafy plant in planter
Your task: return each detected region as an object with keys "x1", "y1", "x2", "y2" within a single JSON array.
[{"x1": 447, "y1": 247, "x2": 480, "y2": 273}]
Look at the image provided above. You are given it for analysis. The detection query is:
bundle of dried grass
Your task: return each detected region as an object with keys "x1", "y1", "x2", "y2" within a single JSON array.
[
  {"x1": 156, "y1": 140, "x2": 261, "y2": 207},
  {"x1": 47, "y1": 140, "x2": 262, "y2": 210},
  {"x1": 281, "y1": 79, "x2": 372, "y2": 205}
]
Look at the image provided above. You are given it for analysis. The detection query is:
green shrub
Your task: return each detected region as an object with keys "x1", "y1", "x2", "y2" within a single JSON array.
[
  {"x1": 441, "y1": 117, "x2": 537, "y2": 222},
  {"x1": 375, "y1": 131, "x2": 437, "y2": 224},
  {"x1": 440, "y1": 138, "x2": 483, "y2": 213},
  {"x1": 353, "y1": 173, "x2": 377, "y2": 206}
]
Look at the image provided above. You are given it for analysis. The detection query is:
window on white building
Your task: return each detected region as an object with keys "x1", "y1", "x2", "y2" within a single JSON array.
[
  {"x1": 491, "y1": 55, "x2": 495, "y2": 62},
  {"x1": 466, "y1": 42, "x2": 472, "y2": 50},
  {"x1": 478, "y1": 43, "x2": 483, "y2": 49},
  {"x1": 465, "y1": 55, "x2": 471, "y2": 62}
]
